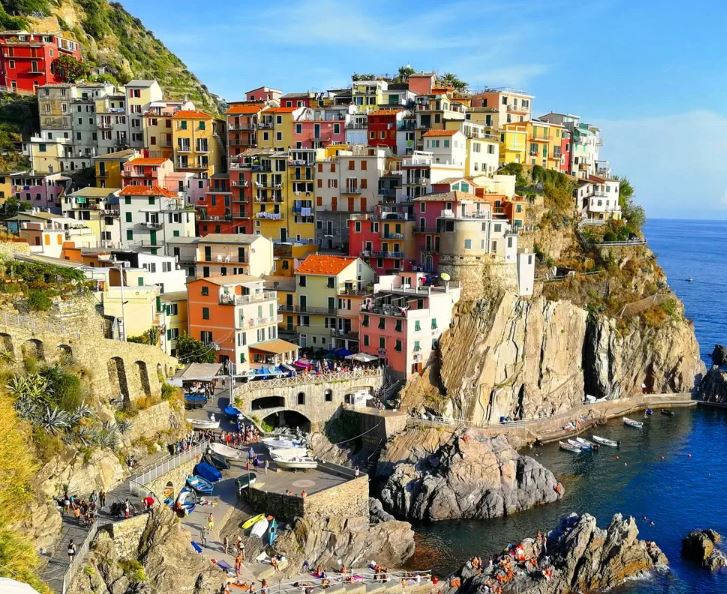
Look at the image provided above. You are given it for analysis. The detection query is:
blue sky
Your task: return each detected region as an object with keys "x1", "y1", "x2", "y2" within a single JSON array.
[{"x1": 121, "y1": 0, "x2": 727, "y2": 220}]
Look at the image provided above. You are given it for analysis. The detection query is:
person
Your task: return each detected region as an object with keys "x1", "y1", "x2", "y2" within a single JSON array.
[
  {"x1": 68, "y1": 539, "x2": 76, "y2": 564},
  {"x1": 124, "y1": 499, "x2": 131, "y2": 519},
  {"x1": 354, "y1": 467, "x2": 360, "y2": 477},
  {"x1": 300, "y1": 489, "x2": 307, "y2": 499},
  {"x1": 200, "y1": 527, "x2": 208, "y2": 547},
  {"x1": 260, "y1": 579, "x2": 269, "y2": 594},
  {"x1": 235, "y1": 552, "x2": 242, "y2": 577},
  {"x1": 207, "y1": 513, "x2": 215, "y2": 533},
  {"x1": 224, "y1": 534, "x2": 230, "y2": 555},
  {"x1": 264, "y1": 459, "x2": 269, "y2": 474}
]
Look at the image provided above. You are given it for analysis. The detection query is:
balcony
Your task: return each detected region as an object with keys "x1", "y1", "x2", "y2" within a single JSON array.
[
  {"x1": 239, "y1": 314, "x2": 283, "y2": 329},
  {"x1": 342, "y1": 186, "x2": 361, "y2": 194},
  {"x1": 372, "y1": 251, "x2": 404, "y2": 259},
  {"x1": 220, "y1": 291, "x2": 276, "y2": 305},
  {"x1": 255, "y1": 211, "x2": 283, "y2": 220},
  {"x1": 254, "y1": 195, "x2": 284, "y2": 203},
  {"x1": 231, "y1": 180, "x2": 249, "y2": 188},
  {"x1": 382, "y1": 232, "x2": 404, "y2": 239},
  {"x1": 139, "y1": 220, "x2": 162, "y2": 230},
  {"x1": 177, "y1": 145, "x2": 192, "y2": 153},
  {"x1": 506, "y1": 104, "x2": 529, "y2": 114},
  {"x1": 258, "y1": 121, "x2": 273, "y2": 129},
  {"x1": 279, "y1": 304, "x2": 337, "y2": 315}
]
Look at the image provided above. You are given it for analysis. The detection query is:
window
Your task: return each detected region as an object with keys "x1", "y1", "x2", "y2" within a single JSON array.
[
  {"x1": 414, "y1": 340, "x2": 421, "y2": 352},
  {"x1": 464, "y1": 239, "x2": 472, "y2": 250},
  {"x1": 414, "y1": 320, "x2": 421, "y2": 332},
  {"x1": 200, "y1": 331, "x2": 212, "y2": 343},
  {"x1": 299, "y1": 275, "x2": 306, "y2": 287},
  {"x1": 297, "y1": 392, "x2": 305, "y2": 405},
  {"x1": 126, "y1": 230, "x2": 133, "y2": 240},
  {"x1": 395, "y1": 319, "x2": 402, "y2": 332},
  {"x1": 378, "y1": 318, "x2": 385, "y2": 330},
  {"x1": 379, "y1": 337, "x2": 385, "y2": 350},
  {"x1": 202, "y1": 307, "x2": 210, "y2": 320},
  {"x1": 125, "y1": 213, "x2": 132, "y2": 222},
  {"x1": 201, "y1": 286, "x2": 209, "y2": 296},
  {"x1": 199, "y1": 121, "x2": 206, "y2": 130},
  {"x1": 431, "y1": 318, "x2": 438, "y2": 330},
  {"x1": 395, "y1": 339, "x2": 402, "y2": 352},
  {"x1": 180, "y1": 120, "x2": 187, "y2": 130},
  {"x1": 362, "y1": 314, "x2": 369, "y2": 327},
  {"x1": 327, "y1": 277, "x2": 334, "y2": 288},
  {"x1": 363, "y1": 334, "x2": 370, "y2": 346},
  {"x1": 324, "y1": 389, "x2": 333, "y2": 402}
]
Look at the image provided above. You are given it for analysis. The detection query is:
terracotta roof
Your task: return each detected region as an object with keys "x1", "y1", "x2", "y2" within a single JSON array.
[
  {"x1": 296, "y1": 254, "x2": 357, "y2": 276},
  {"x1": 422, "y1": 129, "x2": 458, "y2": 137},
  {"x1": 264, "y1": 106, "x2": 298, "y2": 114},
  {"x1": 119, "y1": 185, "x2": 178, "y2": 197},
  {"x1": 193, "y1": 274, "x2": 260, "y2": 286},
  {"x1": 128, "y1": 157, "x2": 168, "y2": 166},
  {"x1": 226, "y1": 103, "x2": 265, "y2": 115},
  {"x1": 172, "y1": 110, "x2": 213, "y2": 120}
]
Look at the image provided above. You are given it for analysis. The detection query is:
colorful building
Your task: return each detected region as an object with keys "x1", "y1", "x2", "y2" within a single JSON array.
[
  {"x1": 94, "y1": 148, "x2": 139, "y2": 188},
  {"x1": 500, "y1": 122, "x2": 528, "y2": 165},
  {"x1": 358, "y1": 273, "x2": 461, "y2": 378},
  {"x1": 11, "y1": 171, "x2": 70, "y2": 211},
  {"x1": 226, "y1": 102, "x2": 264, "y2": 159},
  {"x1": 471, "y1": 88, "x2": 533, "y2": 124},
  {"x1": 367, "y1": 109, "x2": 403, "y2": 153},
  {"x1": 192, "y1": 233, "x2": 274, "y2": 278},
  {"x1": 172, "y1": 110, "x2": 226, "y2": 178},
  {"x1": 347, "y1": 208, "x2": 416, "y2": 274},
  {"x1": 62, "y1": 186, "x2": 121, "y2": 246},
  {"x1": 257, "y1": 106, "x2": 300, "y2": 151},
  {"x1": 293, "y1": 107, "x2": 346, "y2": 149}
]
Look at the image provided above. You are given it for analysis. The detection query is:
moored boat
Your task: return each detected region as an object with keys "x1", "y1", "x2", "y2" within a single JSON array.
[
  {"x1": 187, "y1": 418, "x2": 220, "y2": 430},
  {"x1": 270, "y1": 450, "x2": 318, "y2": 470},
  {"x1": 262, "y1": 437, "x2": 305, "y2": 450},
  {"x1": 175, "y1": 487, "x2": 196, "y2": 515},
  {"x1": 575, "y1": 437, "x2": 599, "y2": 449},
  {"x1": 186, "y1": 474, "x2": 214, "y2": 495},
  {"x1": 559, "y1": 440, "x2": 582, "y2": 453},
  {"x1": 567, "y1": 438, "x2": 590, "y2": 450},
  {"x1": 209, "y1": 442, "x2": 242, "y2": 459},
  {"x1": 623, "y1": 417, "x2": 644, "y2": 429},
  {"x1": 592, "y1": 435, "x2": 619, "y2": 447},
  {"x1": 224, "y1": 404, "x2": 242, "y2": 419},
  {"x1": 203, "y1": 452, "x2": 230, "y2": 470},
  {"x1": 241, "y1": 513, "x2": 265, "y2": 530}
]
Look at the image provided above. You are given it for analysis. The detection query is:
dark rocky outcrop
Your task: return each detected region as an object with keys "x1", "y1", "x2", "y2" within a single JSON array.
[
  {"x1": 376, "y1": 427, "x2": 562, "y2": 521},
  {"x1": 369, "y1": 497, "x2": 396, "y2": 524},
  {"x1": 682, "y1": 529, "x2": 727, "y2": 570},
  {"x1": 447, "y1": 513, "x2": 667, "y2": 594},
  {"x1": 712, "y1": 345, "x2": 727, "y2": 366},
  {"x1": 697, "y1": 366, "x2": 727, "y2": 403}
]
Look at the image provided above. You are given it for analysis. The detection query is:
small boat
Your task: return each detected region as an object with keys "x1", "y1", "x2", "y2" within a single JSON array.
[
  {"x1": 242, "y1": 513, "x2": 265, "y2": 530},
  {"x1": 186, "y1": 474, "x2": 214, "y2": 495},
  {"x1": 193, "y1": 461, "x2": 222, "y2": 483},
  {"x1": 224, "y1": 404, "x2": 242, "y2": 419},
  {"x1": 270, "y1": 451, "x2": 318, "y2": 470},
  {"x1": 209, "y1": 442, "x2": 242, "y2": 460},
  {"x1": 592, "y1": 435, "x2": 619, "y2": 448},
  {"x1": 575, "y1": 437, "x2": 599, "y2": 449},
  {"x1": 660, "y1": 409, "x2": 675, "y2": 417},
  {"x1": 567, "y1": 438, "x2": 590, "y2": 450},
  {"x1": 623, "y1": 417, "x2": 644, "y2": 429},
  {"x1": 235, "y1": 472, "x2": 257, "y2": 492},
  {"x1": 644, "y1": 408, "x2": 654, "y2": 416},
  {"x1": 250, "y1": 517, "x2": 269, "y2": 538},
  {"x1": 188, "y1": 418, "x2": 220, "y2": 430},
  {"x1": 266, "y1": 446, "x2": 309, "y2": 458},
  {"x1": 203, "y1": 452, "x2": 230, "y2": 471},
  {"x1": 267, "y1": 517, "x2": 278, "y2": 545},
  {"x1": 559, "y1": 441, "x2": 582, "y2": 453},
  {"x1": 175, "y1": 487, "x2": 196, "y2": 515},
  {"x1": 262, "y1": 437, "x2": 305, "y2": 450},
  {"x1": 686, "y1": 277, "x2": 694, "y2": 283}
]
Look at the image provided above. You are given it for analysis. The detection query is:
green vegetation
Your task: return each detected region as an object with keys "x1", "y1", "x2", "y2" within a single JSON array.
[
  {"x1": 0, "y1": 94, "x2": 36, "y2": 171},
  {"x1": 52, "y1": 54, "x2": 89, "y2": 82},
  {"x1": 175, "y1": 333, "x2": 215, "y2": 364},
  {"x1": 436, "y1": 72, "x2": 468, "y2": 91},
  {"x1": 128, "y1": 326, "x2": 160, "y2": 346},
  {"x1": 0, "y1": 257, "x2": 90, "y2": 309},
  {"x1": 617, "y1": 177, "x2": 646, "y2": 232},
  {"x1": 352, "y1": 65, "x2": 469, "y2": 91},
  {"x1": 119, "y1": 558, "x2": 147, "y2": 583}
]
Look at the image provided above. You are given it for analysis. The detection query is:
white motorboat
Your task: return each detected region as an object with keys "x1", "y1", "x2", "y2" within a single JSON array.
[
  {"x1": 188, "y1": 418, "x2": 220, "y2": 430},
  {"x1": 250, "y1": 517, "x2": 269, "y2": 538},
  {"x1": 262, "y1": 437, "x2": 305, "y2": 450},
  {"x1": 559, "y1": 441, "x2": 581, "y2": 453},
  {"x1": 209, "y1": 442, "x2": 242, "y2": 459},
  {"x1": 267, "y1": 446, "x2": 310, "y2": 458},
  {"x1": 567, "y1": 438, "x2": 589, "y2": 450},
  {"x1": 270, "y1": 451, "x2": 318, "y2": 470},
  {"x1": 623, "y1": 417, "x2": 643, "y2": 429},
  {"x1": 575, "y1": 437, "x2": 599, "y2": 449},
  {"x1": 592, "y1": 435, "x2": 619, "y2": 447}
]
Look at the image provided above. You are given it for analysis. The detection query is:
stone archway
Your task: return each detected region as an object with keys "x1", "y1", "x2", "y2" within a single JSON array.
[
  {"x1": 262, "y1": 409, "x2": 312, "y2": 432},
  {"x1": 135, "y1": 361, "x2": 152, "y2": 397},
  {"x1": 57, "y1": 344, "x2": 73, "y2": 362},
  {"x1": 108, "y1": 356, "x2": 129, "y2": 404},
  {"x1": 21, "y1": 338, "x2": 45, "y2": 362},
  {"x1": 251, "y1": 395, "x2": 285, "y2": 410}
]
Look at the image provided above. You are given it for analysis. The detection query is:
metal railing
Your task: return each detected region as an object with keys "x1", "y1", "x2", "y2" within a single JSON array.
[
  {"x1": 61, "y1": 519, "x2": 99, "y2": 594},
  {"x1": 238, "y1": 368, "x2": 383, "y2": 392},
  {"x1": 129, "y1": 443, "x2": 206, "y2": 496}
]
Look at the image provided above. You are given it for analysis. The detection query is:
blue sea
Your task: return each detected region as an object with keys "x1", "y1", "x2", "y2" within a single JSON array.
[{"x1": 407, "y1": 219, "x2": 727, "y2": 593}]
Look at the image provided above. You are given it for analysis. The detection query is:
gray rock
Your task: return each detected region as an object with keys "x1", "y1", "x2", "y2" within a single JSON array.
[
  {"x1": 378, "y1": 429, "x2": 563, "y2": 521},
  {"x1": 697, "y1": 367, "x2": 727, "y2": 403},
  {"x1": 712, "y1": 345, "x2": 727, "y2": 366},
  {"x1": 447, "y1": 513, "x2": 667, "y2": 594},
  {"x1": 369, "y1": 497, "x2": 395, "y2": 524},
  {"x1": 682, "y1": 529, "x2": 727, "y2": 570}
]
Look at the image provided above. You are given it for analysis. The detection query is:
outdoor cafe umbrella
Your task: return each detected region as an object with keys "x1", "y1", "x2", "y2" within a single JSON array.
[{"x1": 345, "y1": 352, "x2": 379, "y2": 363}]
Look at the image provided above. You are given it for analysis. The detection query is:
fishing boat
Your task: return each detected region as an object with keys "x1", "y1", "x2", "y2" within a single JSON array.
[
  {"x1": 592, "y1": 435, "x2": 619, "y2": 448},
  {"x1": 660, "y1": 409, "x2": 675, "y2": 417},
  {"x1": 224, "y1": 404, "x2": 242, "y2": 419},
  {"x1": 623, "y1": 417, "x2": 644, "y2": 429},
  {"x1": 203, "y1": 452, "x2": 230, "y2": 471},
  {"x1": 187, "y1": 418, "x2": 220, "y2": 430},
  {"x1": 209, "y1": 442, "x2": 242, "y2": 460},
  {"x1": 186, "y1": 474, "x2": 214, "y2": 495},
  {"x1": 559, "y1": 441, "x2": 582, "y2": 453},
  {"x1": 567, "y1": 438, "x2": 589, "y2": 450},
  {"x1": 241, "y1": 513, "x2": 265, "y2": 530},
  {"x1": 175, "y1": 487, "x2": 196, "y2": 515},
  {"x1": 270, "y1": 450, "x2": 318, "y2": 470},
  {"x1": 250, "y1": 517, "x2": 269, "y2": 538},
  {"x1": 575, "y1": 437, "x2": 599, "y2": 449},
  {"x1": 262, "y1": 437, "x2": 305, "y2": 450}
]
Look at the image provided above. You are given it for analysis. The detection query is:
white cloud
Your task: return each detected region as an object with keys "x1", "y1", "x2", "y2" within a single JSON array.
[{"x1": 598, "y1": 111, "x2": 727, "y2": 219}]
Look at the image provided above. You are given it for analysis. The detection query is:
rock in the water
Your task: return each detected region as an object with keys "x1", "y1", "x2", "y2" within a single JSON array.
[
  {"x1": 448, "y1": 513, "x2": 667, "y2": 594},
  {"x1": 682, "y1": 529, "x2": 727, "y2": 570},
  {"x1": 712, "y1": 345, "x2": 727, "y2": 366},
  {"x1": 698, "y1": 366, "x2": 727, "y2": 403},
  {"x1": 275, "y1": 515, "x2": 415, "y2": 569},
  {"x1": 377, "y1": 428, "x2": 563, "y2": 521},
  {"x1": 369, "y1": 497, "x2": 395, "y2": 524}
]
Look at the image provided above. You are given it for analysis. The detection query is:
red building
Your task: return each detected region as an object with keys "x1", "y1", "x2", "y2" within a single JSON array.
[
  {"x1": 347, "y1": 208, "x2": 416, "y2": 274},
  {"x1": 560, "y1": 129, "x2": 572, "y2": 174},
  {"x1": 229, "y1": 163, "x2": 254, "y2": 234},
  {"x1": 0, "y1": 31, "x2": 81, "y2": 94},
  {"x1": 197, "y1": 174, "x2": 239, "y2": 236},
  {"x1": 367, "y1": 109, "x2": 401, "y2": 153}
]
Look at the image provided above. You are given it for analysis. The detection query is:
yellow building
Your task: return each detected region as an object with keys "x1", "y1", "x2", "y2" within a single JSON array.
[
  {"x1": 93, "y1": 148, "x2": 138, "y2": 188},
  {"x1": 102, "y1": 284, "x2": 160, "y2": 340},
  {"x1": 172, "y1": 110, "x2": 226, "y2": 178},
  {"x1": 0, "y1": 173, "x2": 11, "y2": 202},
  {"x1": 525, "y1": 120, "x2": 564, "y2": 170},
  {"x1": 351, "y1": 80, "x2": 387, "y2": 113},
  {"x1": 144, "y1": 113, "x2": 174, "y2": 159},
  {"x1": 159, "y1": 290, "x2": 188, "y2": 357},
  {"x1": 25, "y1": 137, "x2": 65, "y2": 174},
  {"x1": 286, "y1": 149, "x2": 316, "y2": 242},
  {"x1": 291, "y1": 254, "x2": 375, "y2": 349},
  {"x1": 256, "y1": 106, "x2": 299, "y2": 151},
  {"x1": 500, "y1": 122, "x2": 528, "y2": 165}
]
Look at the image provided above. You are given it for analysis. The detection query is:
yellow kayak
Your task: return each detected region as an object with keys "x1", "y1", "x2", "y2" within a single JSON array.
[{"x1": 241, "y1": 513, "x2": 265, "y2": 529}]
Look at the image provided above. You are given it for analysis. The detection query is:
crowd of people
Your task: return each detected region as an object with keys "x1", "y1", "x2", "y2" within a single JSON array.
[
  {"x1": 58, "y1": 490, "x2": 106, "y2": 526},
  {"x1": 457, "y1": 530, "x2": 553, "y2": 593}
]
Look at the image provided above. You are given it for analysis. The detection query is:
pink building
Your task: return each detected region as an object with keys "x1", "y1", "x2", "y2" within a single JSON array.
[
  {"x1": 121, "y1": 156, "x2": 174, "y2": 187},
  {"x1": 11, "y1": 172, "x2": 70, "y2": 212},
  {"x1": 347, "y1": 207, "x2": 416, "y2": 274},
  {"x1": 293, "y1": 107, "x2": 346, "y2": 148},
  {"x1": 358, "y1": 273, "x2": 461, "y2": 378},
  {"x1": 245, "y1": 86, "x2": 282, "y2": 103}
]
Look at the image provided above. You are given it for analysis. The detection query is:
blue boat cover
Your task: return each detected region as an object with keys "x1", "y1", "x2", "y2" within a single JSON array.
[{"x1": 193, "y1": 461, "x2": 222, "y2": 483}]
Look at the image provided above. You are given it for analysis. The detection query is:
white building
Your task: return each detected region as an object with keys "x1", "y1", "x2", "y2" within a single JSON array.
[
  {"x1": 118, "y1": 186, "x2": 196, "y2": 254},
  {"x1": 422, "y1": 130, "x2": 467, "y2": 180},
  {"x1": 110, "y1": 250, "x2": 187, "y2": 293},
  {"x1": 575, "y1": 177, "x2": 621, "y2": 221}
]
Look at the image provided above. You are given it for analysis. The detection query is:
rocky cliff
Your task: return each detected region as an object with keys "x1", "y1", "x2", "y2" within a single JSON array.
[
  {"x1": 448, "y1": 513, "x2": 667, "y2": 594},
  {"x1": 376, "y1": 427, "x2": 562, "y2": 521},
  {"x1": 401, "y1": 287, "x2": 703, "y2": 425},
  {"x1": 696, "y1": 367, "x2": 727, "y2": 403}
]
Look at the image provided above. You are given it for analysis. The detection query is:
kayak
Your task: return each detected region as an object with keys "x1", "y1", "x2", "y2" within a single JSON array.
[
  {"x1": 559, "y1": 441, "x2": 581, "y2": 453},
  {"x1": 623, "y1": 417, "x2": 644, "y2": 429},
  {"x1": 241, "y1": 513, "x2": 265, "y2": 530},
  {"x1": 186, "y1": 474, "x2": 214, "y2": 495},
  {"x1": 592, "y1": 435, "x2": 619, "y2": 448},
  {"x1": 267, "y1": 518, "x2": 278, "y2": 545},
  {"x1": 250, "y1": 517, "x2": 269, "y2": 538},
  {"x1": 660, "y1": 409, "x2": 675, "y2": 417}
]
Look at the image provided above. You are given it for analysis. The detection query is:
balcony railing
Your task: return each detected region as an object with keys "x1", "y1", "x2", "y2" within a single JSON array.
[
  {"x1": 219, "y1": 291, "x2": 276, "y2": 305},
  {"x1": 279, "y1": 304, "x2": 337, "y2": 315}
]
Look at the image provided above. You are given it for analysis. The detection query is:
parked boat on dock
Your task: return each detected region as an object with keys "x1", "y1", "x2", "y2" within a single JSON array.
[
  {"x1": 575, "y1": 437, "x2": 599, "y2": 449},
  {"x1": 186, "y1": 474, "x2": 214, "y2": 494},
  {"x1": 209, "y1": 442, "x2": 242, "y2": 459},
  {"x1": 187, "y1": 418, "x2": 219, "y2": 430},
  {"x1": 623, "y1": 417, "x2": 644, "y2": 429},
  {"x1": 270, "y1": 450, "x2": 318, "y2": 470}
]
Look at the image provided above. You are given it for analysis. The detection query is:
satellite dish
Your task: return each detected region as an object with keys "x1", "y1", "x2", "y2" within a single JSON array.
[{"x1": 440, "y1": 272, "x2": 450, "y2": 281}]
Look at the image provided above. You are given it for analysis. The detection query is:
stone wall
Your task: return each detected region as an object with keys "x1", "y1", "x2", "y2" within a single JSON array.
[
  {"x1": 344, "y1": 407, "x2": 408, "y2": 450},
  {"x1": 108, "y1": 514, "x2": 149, "y2": 560},
  {"x1": 0, "y1": 239, "x2": 30, "y2": 258},
  {"x1": 123, "y1": 400, "x2": 176, "y2": 445}
]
